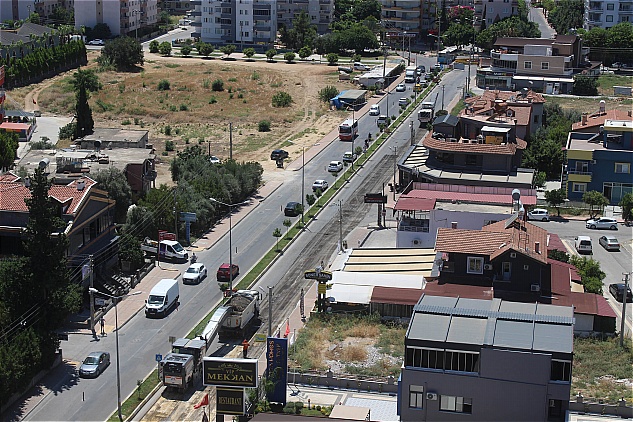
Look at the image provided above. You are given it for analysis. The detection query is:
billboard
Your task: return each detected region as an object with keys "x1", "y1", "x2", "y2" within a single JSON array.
[
  {"x1": 202, "y1": 358, "x2": 258, "y2": 388},
  {"x1": 266, "y1": 337, "x2": 288, "y2": 405},
  {"x1": 216, "y1": 387, "x2": 245, "y2": 415}
]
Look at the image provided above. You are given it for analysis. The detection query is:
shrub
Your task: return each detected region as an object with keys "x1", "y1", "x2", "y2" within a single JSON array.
[
  {"x1": 165, "y1": 140, "x2": 175, "y2": 151},
  {"x1": 243, "y1": 47, "x2": 255, "y2": 59},
  {"x1": 265, "y1": 49, "x2": 277, "y2": 61},
  {"x1": 158, "y1": 41, "x2": 172, "y2": 56},
  {"x1": 209, "y1": 96, "x2": 217, "y2": 104},
  {"x1": 319, "y1": 85, "x2": 338, "y2": 103},
  {"x1": 164, "y1": 125, "x2": 172, "y2": 135},
  {"x1": 272, "y1": 91, "x2": 293, "y2": 107},
  {"x1": 30, "y1": 140, "x2": 55, "y2": 150},
  {"x1": 284, "y1": 51, "x2": 296, "y2": 63},
  {"x1": 59, "y1": 122, "x2": 76, "y2": 140},
  {"x1": 326, "y1": 53, "x2": 339, "y2": 65},
  {"x1": 180, "y1": 45, "x2": 192, "y2": 56},
  {"x1": 212, "y1": 79, "x2": 224, "y2": 91},
  {"x1": 179, "y1": 104, "x2": 188, "y2": 111},
  {"x1": 157, "y1": 79, "x2": 170, "y2": 90},
  {"x1": 149, "y1": 40, "x2": 159, "y2": 53},
  {"x1": 122, "y1": 119, "x2": 131, "y2": 125},
  {"x1": 298, "y1": 46, "x2": 312, "y2": 59}
]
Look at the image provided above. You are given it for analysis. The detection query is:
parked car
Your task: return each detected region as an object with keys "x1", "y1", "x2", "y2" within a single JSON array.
[
  {"x1": 209, "y1": 155, "x2": 220, "y2": 164},
  {"x1": 312, "y1": 180, "x2": 328, "y2": 192},
  {"x1": 527, "y1": 208, "x2": 550, "y2": 221},
  {"x1": 284, "y1": 201, "x2": 303, "y2": 216},
  {"x1": 586, "y1": 217, "x2": 618, "y2": 230},
  {"x1": 270, "y1": 149, "x2": 289, "y2": 160},
  {"x1": 398, "y1": 97, "x2": 410, "y2": 106},
  {"x1": 342, "y1": 151, "x2": 357, "y2": 163},
  {"x1": 353, "y1": 62, "x2": 370, "y2": 71},
  {"x1": 338, "y1": 66, "x2": 353, "y2": 73},
  {"x1": 574, "y1": 236, "x2": 592, "y2": 254},
  {"x1": 328, "y1": 161, "x2": 344, "y2": 172},
  {"x1": 369, "y1": 104, "x2": 380, "y2": 116},
  {"x1": 87, "y1": 39, "x2": 105, "y2": 46},
  {"x1": 183, "y1": 263, "x2": 207, "y2": 284},
  {"x1": 79, "y1": 352, "x2": 110, "y2": 378},
  {"x1": 609, "y1": 283, "x2": 632, "y2": 302},
  {"x1": 395, "y1": 83, "x2": 406, "y2": 92},
  {"x1": 598, "y1": 235, "x2": 620, "y2": 251},
  {"x1": 217, "y1": 263, "x2": 239, "y2": 282},
  {"x1": 611, "y1": 62, "x2": 623, "y2": 69}
]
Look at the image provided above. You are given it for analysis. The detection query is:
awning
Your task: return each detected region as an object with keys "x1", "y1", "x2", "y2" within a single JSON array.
[
  {"x1": 394, "y1": 197, "x2": 436, "y2": 211},
  {"x1": 481, "y1": 126, "x2": 512, "y2": 133},
  {"x1": 512, "y1": 75, "x2": 574, "y2": 83}
]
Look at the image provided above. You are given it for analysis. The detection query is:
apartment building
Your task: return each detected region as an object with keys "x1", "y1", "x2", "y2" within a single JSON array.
[
  {"x1": 160, "y1": 0, "x2": 194, "y2": 14},
  {"x1": 584, "y1": 0, "x2": 633, "y2": 30},
  {"x1": 33, "y1": 0, "x2": 75, "y2": 22},
  {"x1": 382, "y1": 0, "x2": 422, "y2": 38},
  {"x1": 477, "y1": 35, "x2": 587, "y2": 94},
  {"x1": 191, "y1": 0, "x2": 277, "y2": 47},
  {"x1": 276, "y1": 0, "x2": 334, "y2": 35},
  {"x1": 473, "y1": 0, "x2": 519, "y2": 27},
  {"x1": 75, "y1": 0, "x2": 159, "y2": 37}
]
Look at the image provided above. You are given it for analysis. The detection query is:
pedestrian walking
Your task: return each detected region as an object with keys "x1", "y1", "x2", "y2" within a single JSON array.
[
  {"x1": 100, "y1": 317, "x2": 106, "y2": 336},
  {"x1": 242, "y1": 339, "x2": 249, "y2": 358},
  {"x1": 320, "y1": 260, "x2": 325, "y2": 269}
]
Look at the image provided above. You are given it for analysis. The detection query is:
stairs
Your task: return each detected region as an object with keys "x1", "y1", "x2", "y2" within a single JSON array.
[{"x1": 94, "y1": 271, "x2": 131, "y2": 297}]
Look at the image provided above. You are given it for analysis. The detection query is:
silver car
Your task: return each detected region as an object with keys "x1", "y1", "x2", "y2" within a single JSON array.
[
  {"x1": 598, "y1": 235, "x2": 620, "y2": 251},
  {"x1": 586, "y1": 217, "x2": 618, "y2": 230},
  {"x1": 527, "y1": 208, "x2": 549, "y2": 221},
  {"x1": 79, "y1": 351, "x2": 110, "y2": 378}
]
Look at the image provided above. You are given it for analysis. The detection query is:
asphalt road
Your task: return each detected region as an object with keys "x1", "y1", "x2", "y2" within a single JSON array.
[
  {"x1": 22, "y1": 60, "x2": 465, "y2": 421},
  {"x1": 527, "y1": 0, "x2": 557, "y2": 39},
  {"x1": 530, "y1": 218, "x2": 633, "y2": 335}
]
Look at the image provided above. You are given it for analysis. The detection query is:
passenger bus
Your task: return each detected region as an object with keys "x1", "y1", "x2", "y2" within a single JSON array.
[{"x1": 338, "y1": 118, "x2": 358, "y2": 141}]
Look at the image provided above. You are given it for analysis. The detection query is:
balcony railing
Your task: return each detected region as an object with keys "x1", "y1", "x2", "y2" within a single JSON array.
[{"x1": 567, "y1": 170, "x2": 592, "y2": 175}]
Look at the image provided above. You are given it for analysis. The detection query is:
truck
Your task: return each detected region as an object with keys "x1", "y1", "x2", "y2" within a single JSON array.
[
  {"x1": 404, "y1": 66, "x2": 417, "y2": 83},
  {"x1": 418, "y1": 101, "x2": 436, "y2": 125},
  {"x1": 171, "y1": 337, "x2": 207, "y2": 376},
  {"x1": 158, "y1": 353, "x2": 194, "y2": 391},
  {"x1": 218, "y1": 290, "x2": 261, "y2": 340},
  {"x1": 145, "y1": 278, "x2": 179, "y2": 318},
  {"x1": 141, "y1": 238, "x2": 188, "y2": 262}
]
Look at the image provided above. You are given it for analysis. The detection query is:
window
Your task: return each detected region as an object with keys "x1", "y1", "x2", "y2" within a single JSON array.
[
  {"x1": 572, "y1": 182, "x2": 587, "y2": 193},
  {"x1": 444, "y1": 351, "x2": 480, "y2": 372},
  {"x1": 541, "y1": 62, "x2": 549, "y2": 70},
  {"x1": 575, "y1": 161, "x2": 589, "y2": 173},
  {"x1": 615, "y1": 162, "x2": 631, "y2": 173},
  {"x1": 524, "y1": 61, "x2": 532, "y2": 69},
  {"x1": 606, "y1": 15, "x2": 613, "y2": 22},
  {"x1": 467, "y1": 257, "x2": 484, "y2": 274},
  {"x1": 440, "y1": 395, "x2": 473, "y2": 413},
  {"x1": 533, "y1": 114, "x2": 539, "y2": 123},
  {"x1": 465, "y1": 155, "x2": 477, "y2": 166},
  {"x1": 607, "y1": 3, "x2": 614, "y2": 9},
  {"x1": 409, "y1": 385, "x2": 424, "y2": 408},
  {"x1": 405, "y1": 347, "x2": 444, "y2": 369},
  {"x1": 550, "y1": 360, "x2": 571, "y2": 382}
]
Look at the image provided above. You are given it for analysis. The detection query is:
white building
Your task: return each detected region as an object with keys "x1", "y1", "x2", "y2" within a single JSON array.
[
  {"x1": 74, "y1": 0, "x2": 158, "y2": 37},
  {"x1": 1, "y1": 0, "x2": 33, "y2": 22},
  {"x1": 276, "y1": 0, "x2": 334, "y2": 35},
  {"x1": 584, "y1": 0, "x2": 633, "y2": 29}
]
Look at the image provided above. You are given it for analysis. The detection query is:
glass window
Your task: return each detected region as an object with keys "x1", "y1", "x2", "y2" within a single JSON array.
[
  {"x1": 541, "y1": 62, "x2": 549, "y2": 70},
  {"x1": 606, "y1": 15, "x2": 613, "y2": 22},
  {"x1": 607, "y1": 3, "x2": 614, "y2": 9},
  {"x1": 467, "y1": 257, "x2": 484, "y2": 274},
  {"x1": 440, "y1": 395, "x2": 473, "y2": 413},
  {"x1": 524, "y1": 61, "x2": 532, "y2": 69},
  {"x1": 575, "y1": 161, "x2": 589, "y2": 173},
  {"x1": 615, "y1": 162, "x2": 631, "y2": 173},
  {"x1": 572, "y1": 183, "x2": 586, "y2": 193},
  {"x1": 409, "y1": 385, "x2": 424, "y2": 408},
  {"x1": 550, "y1": 360, "x2": 571, "y2": 382}
]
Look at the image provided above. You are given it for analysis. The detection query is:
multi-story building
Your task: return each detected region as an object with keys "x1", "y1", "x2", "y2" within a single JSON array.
[
  {"x1": 399, "y1": 294, "x2": 574, "y2": 421},
  {"x1": 75, "y1": 0, "x2": 159, "y2": 37},
  {"x1": 191, "y1": 0, "x2": 277, "y2": 47},
  {"x1": 276, "y1": 0, "x2": 333, "y2": 35},
  {"x1": 33, "y1": 0, "x2": 76, "y2": 22},
  {"x1": 584, "y1": 0, "x2": 633, "y2": 30},
  {"x1": 381, "y1": 0, "x2": 422, "y2": 38},
  {"x1": 564, "y1": 116, "x2": 633, "y2": 205},
  {"x1": 160, "y1": 0, "x2": 193, "y2": 14},
  {"x1": 477, "y1": 35, "x2": 587, "y2": 94}
]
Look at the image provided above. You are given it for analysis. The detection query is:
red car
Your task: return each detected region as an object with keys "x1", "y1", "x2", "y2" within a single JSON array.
[{"x1": 217, "y1": 263, "x2": 239, "y2": 282}]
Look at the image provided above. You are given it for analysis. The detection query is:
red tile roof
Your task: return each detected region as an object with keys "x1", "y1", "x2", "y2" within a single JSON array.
[
  {"x1": 548, "y1": 258, "x2": 581, "y2": 283},
  {"x1": 464, "y1": 89, "x2": 546, "y2": 106},
  {"x1": 572, "y1": 109, "x2": 633, "y2": 131},
  {"x1": 547, "y1": 233, "x2": 566, "y2": 253},
  {"x1": 422, "y1": 132, "x2": 526, "y2": 155},
  {"x1": 0, "y1": 176, "x2": 96, "y2": 215},
  {"x1": 0, "y1": 122, "x2": 31, "y2": 130},
  {"x1": 394, "y1": 197, "x2": 436, "y2": 211},
  {"x1": 405, "y1": 188, "x2": 537, "y2": 206},
  {"x1": 371, "y1": 286, "x2": 424, "y2": 305},
  {"x1": 483, "y1": 218, "x2": 549, "y2": 264}
]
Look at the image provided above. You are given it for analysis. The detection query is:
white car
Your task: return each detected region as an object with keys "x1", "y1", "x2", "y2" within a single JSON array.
[
  {"x1": 328, "y1": 161, "x2": 344, "y2": 172},
  {"x1": 342, "y1": 151, "x2": 357, "y2": 163},
  {"x1": 209, "y1": 155, "x2": 220, "y2": 164},
  {"x1": 527, "y1": 208, "x2": 549, "y2": 221},
  {"x1": 586, "y1": 217, "x2": 618, "y2": 230},
  {"x1": 369, "y1": 104, "x2": 380, "y2": 116},
  {"x1": 353, "y1": 62, "x2": 370, "y2": 71},
  {"x1": 396, "y1": 83, "x2": 406, "y2": 92},
  {"x1": 87, "y1": 39, "x2": 105, "y2": 46},
  {"x1": 312, "y1": 180, "x2": 329, "y2": 192},
  {"x1": 398, "y1": 97, "x2": 410, "y2": 106},
  {"x1": 183, "y1": 263, "x2": 207, "y2": 284}
]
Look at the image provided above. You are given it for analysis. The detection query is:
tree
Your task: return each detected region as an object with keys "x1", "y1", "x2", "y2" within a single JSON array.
[
  {"x1": 71, "y1": 69, "x2": 101, "y2": 138},
  {"x1": 279, "y1": 11, "x2": 317, "y2": 50},
  {"x1": 273, "y1": 228, "x2": 282, "y2": 252},
  {"x1": 570, "y1": 256, "x2": 605, "y2": 294},
  {"x1": 548, "y1": 0, "x2": 583, "y2": 35},
  {"x1": 319, "y1": 85, "x2": 338, "y2": 103},
  {"x1": 582, "y1": 190, "x2": 609, "y2": 218},
  {"x1": 118, "y1": 233, "x2": 144, "y2": 271},
  {"x1": 92, "y1": 167, "x2": 133, "y2": 223},
  {"x1": 326, "y1": 53, "x2": 339, "y2": 65},
  {"x1": 443, "y1": 23, "x2": 475, "y2": 49},
  {"x1": 220, "y1": 44, "x2": 236, "y2": 58},
  {"x1": 548, "y1": 249, "x2": 570, "y2": 263},
  {"x1": 284, "y1": 52, "x2": 296, "y2": 63},
  {"x1": 158, "y1": 41, "x2": 172, "y2": 56},
  {"x1": 243, "y1": 47, "x2": 256, "y2": 59},
  {"x1": 283, "y1": 218, "x2": 292, "y2": 239},
  {"x1": 27, "y1": 12, "x2": 41, "y2": 24},
  {"x1": 619, "y1": 192, "x2": 633, "y2": 222},
  {"x1": 98, "y1": 36, "x2": 143, "y2": 70},
  {"x1": 180, "y1": 45, "x2": 192, "y2": 56},
  {"x1": 476, "y1": 16, "x2": 540, "y2": 50},
  {"x1": 521, "y1": 135, "x2": 564, "y2": 180},
  {"x1": 198, "y1": 42, "x2": 214, "y2": 57},
  {"x1": 545, "y1": 188, "x2": 567, "y2": 216},
  {"x1": 573, "y1": 75, "x2": 598, "y2": 96},
  {"x1": 272, "y1": 92, "x2": 293, "y2": 107},
  {"x1": 50, "y1": 6, "x2": 74, "y2": 25},
  {"x1": 265, "y1": 49, "x2": 277, "y2": 62},
  {"x1": 298, "y1": 46, "x2": 312, "y2": 60},
  {"x1": 149, "y1": 40, "x2": 159, "y2": 53},
  {"x1": 90, "y1": 23, "x2": 112, "y2": 40},
  {"x1": 352, "y1": 0, "x2": 382, "y2": 21},
  {"x1": 0, "y1": 132, "x2": 19, "y2": 171}
]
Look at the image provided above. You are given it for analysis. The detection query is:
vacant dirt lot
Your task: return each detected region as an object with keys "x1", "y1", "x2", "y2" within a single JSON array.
[{"x1": 10, "y1": 51, "x2": 356, "y2": 180}]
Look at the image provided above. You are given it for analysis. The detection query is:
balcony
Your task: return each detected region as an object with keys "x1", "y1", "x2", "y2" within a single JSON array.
[{"x1": 619, "y1": 5, "x2": 633, "y2": 12}]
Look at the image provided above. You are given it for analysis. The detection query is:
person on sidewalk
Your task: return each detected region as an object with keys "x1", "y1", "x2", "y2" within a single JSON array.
[
  {"x1": 242, "y1": 339, "x2": 249, "y2": 358},
  {"x1": 100, "y1": 317, "x2": 106, "y2": 336}
]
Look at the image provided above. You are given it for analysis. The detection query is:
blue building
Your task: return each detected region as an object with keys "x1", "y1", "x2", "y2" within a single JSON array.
[{"x1": 564, "y1": 118, "x2": 633, "y2": 205}]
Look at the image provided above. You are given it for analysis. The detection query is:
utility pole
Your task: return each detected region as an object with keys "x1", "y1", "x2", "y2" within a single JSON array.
[
  {"x1": 410, "y1": 120, "x2": 415, "y2": 146},
  {"x1": 89, "y1": 255, "x2": 95, "y2": 337},
  {"x1": 621, "y1": 272, "x2": 630, "y2": 347},
  {"x1": 268, "y1": 286, "x2": 273, "y2": 337},
  {"x1": 441, "y1": 85, "x2": 445, "y2": 111},
  {"x1": 338, "y1": 201, "x2": 343, "y2": 252},
  {"x1": 301, "y1": 148, "x2": 305, "y2": 228},
  {"x1": 173, "y1": 188, "x2": 178, "y2": 240},
  {"x1": 229, "y1": 122, "x2": 233, "y2": 160}
]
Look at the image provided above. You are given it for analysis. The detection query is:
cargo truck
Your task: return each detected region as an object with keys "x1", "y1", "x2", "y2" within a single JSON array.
[
  {"x1": 159, "y1": 353, "x2": 194, "y2": 391},
  {"x1": 140, "y1": 238, "x2": 188, "y2": 262},
  {"x1": 218, "y1": 290, "x2": 261, "y2": 340},
  {"x1": 418, "y1": 101, "x2": 436, "y2": 125},
  {"x1": 171, "y1": 337, "x2": 207, "y2": 376},
  {"x1": 404, "y1": 66, "x2": 417, "y2": 83}
]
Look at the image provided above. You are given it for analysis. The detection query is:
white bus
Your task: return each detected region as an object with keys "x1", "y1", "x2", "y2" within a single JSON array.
[{"x1": 338, "y1": 119, "x2": 358, "y2": 141}]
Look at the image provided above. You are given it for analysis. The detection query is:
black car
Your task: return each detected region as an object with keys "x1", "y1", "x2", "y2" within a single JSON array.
[
  {"x1": 270, "y1": 149, "x2": 289, "y2": 160},
  {"x1": 609, "y1": 283, "x2": 632, "y2": 302},
  {"x1": 284, "y1": 201, "x2": 303, "y2": 217}
]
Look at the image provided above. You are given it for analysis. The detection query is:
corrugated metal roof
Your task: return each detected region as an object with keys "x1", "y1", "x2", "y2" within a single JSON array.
[
  {"x1": 498, "y1": 301, "x2": 536, "y2": 315},
  {"x1": 408, "y1": 312, "x2": 451, "y2": 342},
  {"x1": 446, "y1": 316, "x2": 487, "y2": 345},
  {"x1": 533, "y1": 323, "x2": 573, "y2": 354},
  {"x1": 371, "y1": 286, "x2": 424, "y2": 306},
  {"x1": 418, "y1": 295, "x2": 459, "y2": 309},
  {"x1": 535, "y1": 303, "x2": 574, "y2": 319},
  {"x1": 493, "y1": 320, "x2": 534, "y2": 350}
]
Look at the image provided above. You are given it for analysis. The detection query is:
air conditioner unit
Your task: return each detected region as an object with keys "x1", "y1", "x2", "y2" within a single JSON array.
[
  {"x1": 531, "y1": 284, "x2": 541, "y2": 292},
  {"x1": 483, "y1": 264, "x2": 493, "y2": 270},
  {"x1": 524, "y1": 265, "x2": 529, "y2": 270},
  {"x1": 426, "y1": 393, "x2": 438, "y2": 401},
  {"x1": 510, "y1": 252, "x2": 517, "y2": 258},
  {"x1": 591, "y1": 160, "x2": 597, "y2": 164}
]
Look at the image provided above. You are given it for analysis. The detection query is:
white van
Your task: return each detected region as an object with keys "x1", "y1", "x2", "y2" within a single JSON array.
[
  {"x1": 405, "y1": 66, "x2": 417, "y2": 83},
  {"x1": 575, "y1": 236, "x2": 592, "y2": 254},
  {"x1": 145, "y1": 279, "x2": 179, "y2": 318}
]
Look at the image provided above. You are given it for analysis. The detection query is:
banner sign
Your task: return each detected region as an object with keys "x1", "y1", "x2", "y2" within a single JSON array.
[
  {"x1": 364, "y1": 193, "x2": 387, "y2": 204},
  {"x1": 304, "y1": 269, "x2": 332, "y2": 281},
  {"x1": 203, "y1": 358, "x2": 258, "y2": 388},
  {"x1": 216, "y1": 387, "x2": 245, "y2": 415},
  {"x1": 266, "y1": 337, "x2": 288, "y2": 405}
]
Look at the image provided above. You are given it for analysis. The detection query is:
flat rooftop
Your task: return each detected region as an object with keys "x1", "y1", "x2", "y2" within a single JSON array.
[{"x1": 20, "y1": 148, "x2": 154, "y2": 175}]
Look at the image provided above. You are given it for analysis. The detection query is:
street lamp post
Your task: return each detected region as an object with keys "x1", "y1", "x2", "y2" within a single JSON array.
[
  {"x1": 389, "y1": 145, "x2": 397, "y2": 200},
  {"x1": 131, "y1": 9, "x2": 143, "y2": 40},
  {"x1": 210, "y1": 198, "x2": 248, "y2": 294},
  {"x1": 88, "y1": 288, "x2": 141, "y2": 422}
]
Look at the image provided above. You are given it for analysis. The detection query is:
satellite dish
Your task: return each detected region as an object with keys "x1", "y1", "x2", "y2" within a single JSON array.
[
  {"x1": 94, "y1": 140, "x2": 101, "y2": 149},
  {"x1": 511, "y1": 189, "x2": 521, "y2": 201}
]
